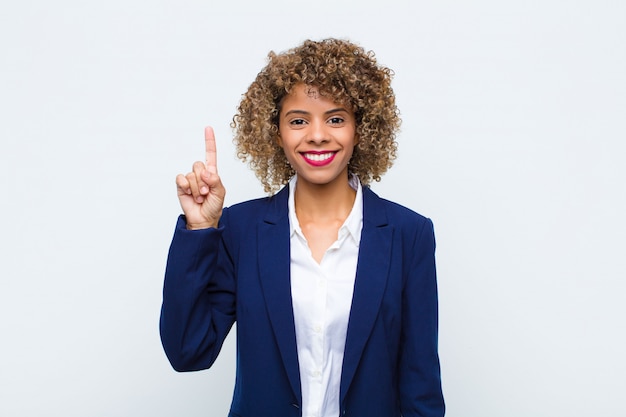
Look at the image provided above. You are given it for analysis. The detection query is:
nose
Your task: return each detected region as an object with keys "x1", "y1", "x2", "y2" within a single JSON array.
[{"x1": 307, "y1": 119, "x2": 329, "y2": 145}]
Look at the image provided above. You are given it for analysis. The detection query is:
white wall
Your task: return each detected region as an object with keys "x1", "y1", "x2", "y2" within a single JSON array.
[{"x1": 1, "y1": 1, "x2": 624, "y2": 416}]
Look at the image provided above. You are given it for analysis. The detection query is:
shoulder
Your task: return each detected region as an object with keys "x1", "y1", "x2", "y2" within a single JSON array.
[
  {"x1": 363, "y1": 187, "x2": 432, "y2": 230},
  {"x1": 221, "y1": 186, "x2": 289, "y2": 227},
  {"x1": 226, "y1": 195, "x2": 272, "y2": 214},
  {"x1": 363, "y1": 188, "x2": 436, "y2": 258}
]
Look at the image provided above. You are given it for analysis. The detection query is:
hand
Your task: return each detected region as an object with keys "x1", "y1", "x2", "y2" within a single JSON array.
[{"x1": 175, "y1": 126, "x2": 226, "y2": 229}]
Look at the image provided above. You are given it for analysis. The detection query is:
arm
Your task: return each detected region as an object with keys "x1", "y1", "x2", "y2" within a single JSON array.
[
  {"x1": 399, "y1": 218, "x2": 445, "y2": 416},
  {"x1": 160, "y1": 126, "x2": 235, "y2": 371},
  {"x1": 159, "y1": 212, "x2": 236, "y2": 371}
]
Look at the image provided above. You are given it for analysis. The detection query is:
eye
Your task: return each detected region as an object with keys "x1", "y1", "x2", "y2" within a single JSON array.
[
  {"x1": 289, "y1": 118, "x2": 307, "y2": 126},
  {"x1": 328, "y1": 116, "x2": 345, "y2": 124}
]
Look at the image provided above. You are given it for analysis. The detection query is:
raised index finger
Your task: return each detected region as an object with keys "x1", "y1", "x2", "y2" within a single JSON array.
[{"x1": 205, "y1": 126, "x2": 218, "y2": 174}]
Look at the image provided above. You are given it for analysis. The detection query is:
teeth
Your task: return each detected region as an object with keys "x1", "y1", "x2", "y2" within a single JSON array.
[{"x1": 304, "y1": 152, "x2": 334, "y2": 161}]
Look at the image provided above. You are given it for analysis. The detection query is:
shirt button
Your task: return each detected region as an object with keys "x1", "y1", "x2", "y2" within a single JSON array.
[{"x1": 314, "y1": 325, "x2": 322, "y2": 333}]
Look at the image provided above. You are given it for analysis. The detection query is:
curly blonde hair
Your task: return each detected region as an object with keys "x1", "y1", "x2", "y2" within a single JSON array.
[{"x1": 232, "y1": 38, "x2": 400, "y2": 194}]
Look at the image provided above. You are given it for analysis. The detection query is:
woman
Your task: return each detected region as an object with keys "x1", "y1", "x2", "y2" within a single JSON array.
[{"x1": 160, "y1": 38, "x2": 445, "y2": 417}]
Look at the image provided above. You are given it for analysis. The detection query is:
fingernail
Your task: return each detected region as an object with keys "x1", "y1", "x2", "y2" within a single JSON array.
[
  {"x1": 200, "y1": 186, "x2": 208, "y2": 194},
  {"x1": 196, "y1": 196, "x2": 204, "y2": 203}
]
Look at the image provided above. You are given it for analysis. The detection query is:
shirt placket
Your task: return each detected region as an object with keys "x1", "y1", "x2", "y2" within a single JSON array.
[{"x1": 307, "y1": 253, "x2": 326, "y2": 417}]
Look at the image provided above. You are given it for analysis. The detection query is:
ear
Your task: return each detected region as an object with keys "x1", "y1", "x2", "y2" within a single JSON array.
[{"x1": 276, "y1": 131, "x2": 283, "y2": 146}]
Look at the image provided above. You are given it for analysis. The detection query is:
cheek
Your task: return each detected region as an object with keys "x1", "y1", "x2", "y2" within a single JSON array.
[
  {"x1": 276, "y1": 136, "x2": 297, "y2": 162},
  {"x1": 276, "y1": 133, "x2": 291, "y2": 153},
  {"x1": 349, "y1": 132, "x2": 359, "y2": 152}
]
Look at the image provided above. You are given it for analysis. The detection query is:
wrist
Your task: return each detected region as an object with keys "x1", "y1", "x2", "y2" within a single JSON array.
[
  {"x1": 186, "y1": 222, "x2": 218, "y2": 230},
  {"x1": 185, "y1": 218, "x2": 219, "y2": 230}
]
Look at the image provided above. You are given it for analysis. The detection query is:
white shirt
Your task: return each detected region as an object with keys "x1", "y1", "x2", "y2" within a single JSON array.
[{"x1": 288, "y1": 175, "x2": 363, "y2": 417}]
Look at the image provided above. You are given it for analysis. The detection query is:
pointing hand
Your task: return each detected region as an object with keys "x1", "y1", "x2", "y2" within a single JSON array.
[{"x1": 175, "y1": 126, "x2": 226, "y2": 229}]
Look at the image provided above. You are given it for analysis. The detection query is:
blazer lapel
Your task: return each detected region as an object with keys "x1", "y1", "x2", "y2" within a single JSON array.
[
  {"x1": 257, "y1": 187, "x2": 302, "y2": 403},
  {"x1": 340, "y1": 187, "x2": 392, "y2": 403}
]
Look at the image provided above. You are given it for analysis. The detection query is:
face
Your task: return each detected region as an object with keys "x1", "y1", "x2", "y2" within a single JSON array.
[{"x1": 277, "y1": 84, "x2": 357, "y2": 188}]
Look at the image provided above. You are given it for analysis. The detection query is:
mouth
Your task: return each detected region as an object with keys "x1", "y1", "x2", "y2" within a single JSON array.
[{"x1": 301, "y1": 151, "x2": 337, "y2": 166}]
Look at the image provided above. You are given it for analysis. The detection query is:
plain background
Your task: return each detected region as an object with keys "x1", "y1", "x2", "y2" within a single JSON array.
[{"x1": 1, "y1": 0, "x2": 625, "y2": 415}]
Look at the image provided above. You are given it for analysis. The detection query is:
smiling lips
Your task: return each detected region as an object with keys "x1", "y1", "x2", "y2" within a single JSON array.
[{"x1": 301, "y1": 151, "x2": 337, "y2": 167}]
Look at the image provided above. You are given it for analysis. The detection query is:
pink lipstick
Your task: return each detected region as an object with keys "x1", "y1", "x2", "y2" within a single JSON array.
[{"x1": 301, "y1": 151, "x2": 337, "y2": 167}]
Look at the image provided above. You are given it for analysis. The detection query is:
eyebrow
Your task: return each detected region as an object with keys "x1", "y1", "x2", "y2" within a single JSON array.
[{"x1": 283, "y1": 108, "x2": 350, "y2": 117}]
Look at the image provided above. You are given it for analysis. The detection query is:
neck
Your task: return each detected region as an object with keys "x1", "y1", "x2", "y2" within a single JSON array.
[{"x1": 294, "y1": 174, "x2": 356, "y2": 223}]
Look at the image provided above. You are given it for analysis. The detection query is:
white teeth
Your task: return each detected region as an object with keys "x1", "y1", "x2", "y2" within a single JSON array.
[{"x1": 304, "y1": 152, "x2": 334, "y2": 161}]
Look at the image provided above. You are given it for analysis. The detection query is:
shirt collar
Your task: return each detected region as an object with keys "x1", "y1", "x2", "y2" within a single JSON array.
[{"x1": 288, "y1": 174, "x2": 363, "y2": 246}]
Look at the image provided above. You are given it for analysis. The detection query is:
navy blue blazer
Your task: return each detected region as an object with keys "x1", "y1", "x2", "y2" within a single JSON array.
[{"x1": 160, "y1": 186, "x2": 444, "y2": 417}]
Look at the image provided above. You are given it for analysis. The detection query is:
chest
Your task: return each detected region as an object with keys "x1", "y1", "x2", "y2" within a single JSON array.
[{"x1": 300, "y1": 220, "x2": 343, "y2": 263}]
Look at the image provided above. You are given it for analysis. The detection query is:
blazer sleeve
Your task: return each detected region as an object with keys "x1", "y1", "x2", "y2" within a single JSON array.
[
  {"x1": 159, "y1": 209, "x2": 236, "y2": 372},
  {"x1": 399, "y1": 218, "x2": 445, "y2": 416}
]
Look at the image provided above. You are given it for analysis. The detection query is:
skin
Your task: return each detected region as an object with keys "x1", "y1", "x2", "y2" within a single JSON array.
[
  {"x1": 177, "y1": 84, "x2": 359, "y2": 262},
  {"x1": 278, "y1": 84, "x2": 359, "y2": 262},
  {"x1": 175, "y1": 126, "x2": 226, "y2": 230}
]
